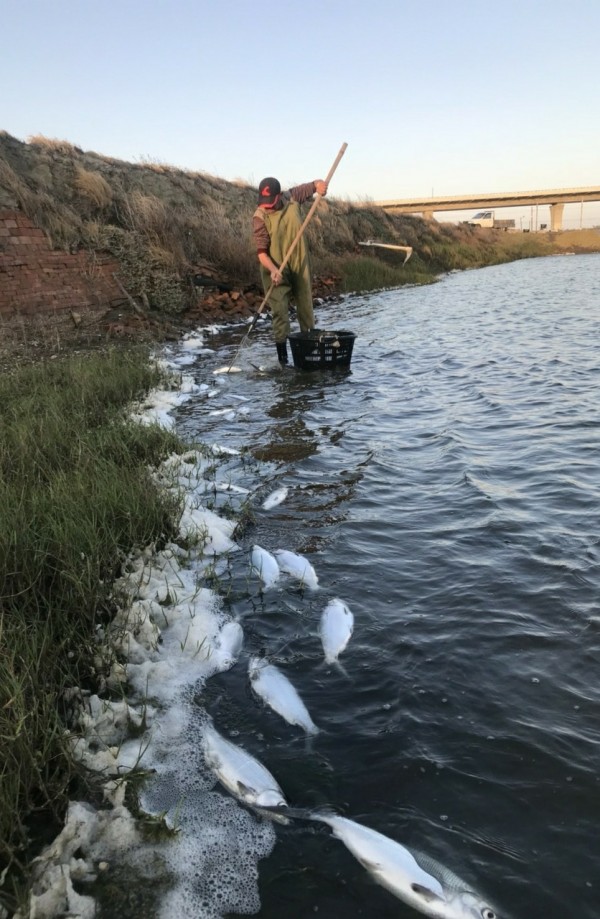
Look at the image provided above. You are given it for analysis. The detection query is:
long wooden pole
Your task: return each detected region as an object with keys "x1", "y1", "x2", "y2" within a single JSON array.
[{"x1": 226, "y1": 142, "x2": 348, "y2": 371}]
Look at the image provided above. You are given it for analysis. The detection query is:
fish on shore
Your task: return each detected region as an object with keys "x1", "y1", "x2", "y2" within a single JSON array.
[
  {"x1": 309, "y1": 811, "x2": 498, "y2": 919},
  {"x1": 248, "y1": 656, "x2": 319, "y2": 735},
  {"x1": 201, "y1": 721, "x2": 289, "y2": 822},
  {"x1": 319, "y1": 598, "x2": 354, "y2": 665},
  {"x1": 250, "y1": 545, "x2": 280, "y2": 589},
  {"x1": 262, "y1": 486, "x2": 289, "y2": 510},
  {"x1": 273, "y1": 549, "x2": 319, "y2": 590}
]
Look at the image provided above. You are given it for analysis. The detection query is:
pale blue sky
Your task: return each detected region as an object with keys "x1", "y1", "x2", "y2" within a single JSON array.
[{"x1": 2, "y1": 0, "x2": 599, "y2": 227}]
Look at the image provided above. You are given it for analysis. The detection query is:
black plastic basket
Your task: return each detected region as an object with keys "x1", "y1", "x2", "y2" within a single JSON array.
[{"x1": 288, "y1": 329, "x2": 356, "y2": 371}]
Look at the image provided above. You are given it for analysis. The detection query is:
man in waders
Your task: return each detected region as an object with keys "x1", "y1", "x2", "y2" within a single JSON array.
[{"x1": 253, "y1": 176, "x2": 328, "y2": 366}]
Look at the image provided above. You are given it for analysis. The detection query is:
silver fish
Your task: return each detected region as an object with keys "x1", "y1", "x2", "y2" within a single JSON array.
[
  {"x1": 273, "y1": 549, "x2": 319, "y2": 589},
  {"x1": 311, "y1": 812, "x2": 498, "y2": 919},
  {"x1": 201, "y1": 721, "x2": 289, "y2": 822},
  {"x1": 319, "y1": 598, "x2": 354, "y2": 664},
  {"x1": 262, "y1": 486, "x2": 289, "y2": 510},
  {"x1": 250, "y1": 545, "x2": 280, "y2": 588},
  {"x1": 248, "y1": 656, "x2": 319, "y2": 735},
  {"x1": 213, "y1": 366, "x2": 242, "y2": 374},
  {"x1": 209, "y1": 407, "x2": 237, "y2": 417},
  {"x1": 214, "y1": 620, "x2": 243, "y2": 670}
]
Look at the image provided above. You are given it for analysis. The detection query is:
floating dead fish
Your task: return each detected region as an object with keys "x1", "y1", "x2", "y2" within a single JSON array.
[
  {"x1": 211, "y1": 444, "x2": 240, "y2": 456},
  {"x1": 320, "y1": 598, "x2": 353, "y2": 665},
  {"x1": 310, "y1": 811, "x2": 498, "y2": 919},
  {"x1": 216, "y1": 482, "x2": 251, "y2": 495},
  {"x1": 213, "y1": 366, "x2": 242, "y2": 374},
  {"x1": 201, "y1": 721, "x2": 289, "y2": 822},
  {"x1": 248, "y1": 657, "x2": 319, "y2": 735},
  {"x1": 250, "y1": 545, "x2": 280, "y2": 589},
  {"x1": 214, "y1": 620, "x2": 244, "y2": 670},
  {"x1": 273, "y1": 549, "x2": 318, "y2": 590},
  {"x1": 262, "y1": 487, "x2": 289, "y2": 510}
]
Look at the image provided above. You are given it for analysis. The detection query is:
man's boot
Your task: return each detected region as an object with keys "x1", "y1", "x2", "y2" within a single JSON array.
[{"x1": 276, "y1": 340, "x2": 289, "y2": 366}]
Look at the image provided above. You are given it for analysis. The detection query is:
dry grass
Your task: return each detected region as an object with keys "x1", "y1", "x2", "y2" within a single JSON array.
[
  {"x1": 3, "y1": 131, "x2": 599, "y2": 321},
  {"x1": 548, "y1": 229, "x2": 600, "y2": 250},
  {"x1": 0, "y1": 156, "x2": 26, "y2": 201},
  {"x1": 124, "y1": 190, "x2": 170, "y2": 239},
  {"x1": 136, "y1": 155, "x2": 179, "y2": 174},
  {"x1": 0, "y1": 155, "x2": 83, "y2": 248},
  {"x1": 26, "y1": 134, "x2": 80, "y2": 155},
  {"x1": 147, "y1": 242, "x2": 179, "y2": 268},
  {"x1": 73, "y1": 166, "x2": 113, "y2": 209}
]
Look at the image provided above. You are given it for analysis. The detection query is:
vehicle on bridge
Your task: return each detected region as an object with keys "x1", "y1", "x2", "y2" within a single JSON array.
[{"x1": 467, "y1": 210, "x2": 515, "y2": 230}]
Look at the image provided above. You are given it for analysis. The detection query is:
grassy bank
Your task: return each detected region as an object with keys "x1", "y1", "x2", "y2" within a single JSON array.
[
  {"x1": 2, "y1": 131, "x2": 587, "y2": 318},
  {"x1": 0, "y1": 349, "x2": 184, "y2": 912}
]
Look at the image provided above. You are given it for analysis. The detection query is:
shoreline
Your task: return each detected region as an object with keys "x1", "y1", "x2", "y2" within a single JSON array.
[{"x1": 14, "y1": 336, "x2": 275, "y2": 919}]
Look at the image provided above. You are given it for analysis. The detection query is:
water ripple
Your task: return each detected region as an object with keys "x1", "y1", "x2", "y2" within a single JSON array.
[{"x1": 175, "y1": 254, "x2": 600, "y2": 919}]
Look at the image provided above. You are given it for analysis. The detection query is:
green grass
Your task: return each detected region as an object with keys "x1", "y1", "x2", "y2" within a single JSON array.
[
  {"x1": 0, "y1": 347, "x2": 184, "y2": 908},
  {"x1": 335, "y1": 254, "x2": 433, "y2": 292}
]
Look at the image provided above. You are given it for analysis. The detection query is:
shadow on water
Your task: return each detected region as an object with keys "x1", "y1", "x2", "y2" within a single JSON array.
[{"x1": 252, "y1": 368, "x2": 354, "y2": 463}]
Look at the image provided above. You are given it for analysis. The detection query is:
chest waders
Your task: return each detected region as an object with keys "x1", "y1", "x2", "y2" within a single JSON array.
[{"x1": 255, "y1": 200, "x2": 315, "y2": 348}]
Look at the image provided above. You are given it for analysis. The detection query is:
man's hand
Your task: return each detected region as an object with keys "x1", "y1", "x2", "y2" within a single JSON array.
[
  {"x1": 258, "y1": 252, "x2": 283, "y2": 284},
  {"x1": 314, "y1": 179, "x2": 328, "y2": 197}
]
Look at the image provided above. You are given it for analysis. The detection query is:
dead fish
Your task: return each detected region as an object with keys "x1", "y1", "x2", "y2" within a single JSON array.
[
  {"x1": 310, "y1": 811, "x2": 498, "y2": 919},
  {"x1": 250, "y1": 545, "x2": 280, "y2": 589},
  {"x1": 273, "y1": 549, "x2": 318, "y2": 590},
  {"x1": 262, "y1": 486, "x2": 289, "y2": 510},
  {"x1": 214, "y1": 620, "x2": 243, "y2": 670},
  {"x1": 213, "y1": 366, "x2": 242, "y2": 374},
  {"x1": 216, "y1": 482, "x2": 250, "y2": 495},
  {"x1": 201, "y1": 721, "x2": 289, "y2": 822},
  {"x1": 248, "y1": 656, "x2": 319, "y2": 735},
  {"x1": 320, "y1": 598, "x2": 353, "y2": 665}
]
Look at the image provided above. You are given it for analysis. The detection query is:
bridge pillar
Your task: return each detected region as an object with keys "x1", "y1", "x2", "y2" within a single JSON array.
[
  {"x1": 422, "y1": 210, "x2": 435, "y2": 220},
  {"x1": 550, "y1": 203, "x2": 564, "y2": 231}
]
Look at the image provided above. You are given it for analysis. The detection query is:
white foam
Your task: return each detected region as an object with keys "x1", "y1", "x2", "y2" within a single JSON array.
[{"x1": 30, "y1": 351, "x2": 276, "y2": 919}]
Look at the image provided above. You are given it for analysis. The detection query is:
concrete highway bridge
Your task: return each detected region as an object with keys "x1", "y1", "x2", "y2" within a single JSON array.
[{"x1": 374, "y1": 186, "x2": 600, "y2": 230}]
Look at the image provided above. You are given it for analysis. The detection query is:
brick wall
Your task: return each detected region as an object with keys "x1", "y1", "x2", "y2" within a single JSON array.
[{"x1": 0, "y1": 209, "x2": 124, "y2": 318}]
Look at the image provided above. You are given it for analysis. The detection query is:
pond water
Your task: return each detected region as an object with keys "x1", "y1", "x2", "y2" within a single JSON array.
[{"x1": 113, "y1": 253, "x2": 600, "y2": 919}]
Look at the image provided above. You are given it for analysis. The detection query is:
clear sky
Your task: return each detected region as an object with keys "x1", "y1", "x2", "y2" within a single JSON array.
[{"x1": 2, "y1": 0, "x2": 599, "y2": 228}]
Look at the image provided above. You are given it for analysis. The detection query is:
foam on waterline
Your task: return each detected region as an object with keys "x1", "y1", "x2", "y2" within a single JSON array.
[
  {"x1": 178, "y1": 501, "x2": 238, "y2": 553},
  {"x1": 141, "y1": 789, "x2": 275, "y2": 919},
  {"x1": 153, "y1": 450, "x2": 216, "y2": 495},
  {"x1": 96, "y1": 548, "x2": 271, "y2": 918},
  {"x1": 126, "y1": 697, "x2": 274, "y2": 919},
  {"x1": 30, "y1": 342, "x2": 278, "y2": 919},
  {"x1": 115, "y1": 583, "x2": 227, "y2": 703},
  {"x1": 167, "y1": 351, "x2": 197, "y2": 367},
  {"x1": 129, "y1": 363, "x2": 202, "y2": 429},
  {"x1": 181, "y1": 331, "x2": 214, "y2": 354}
]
